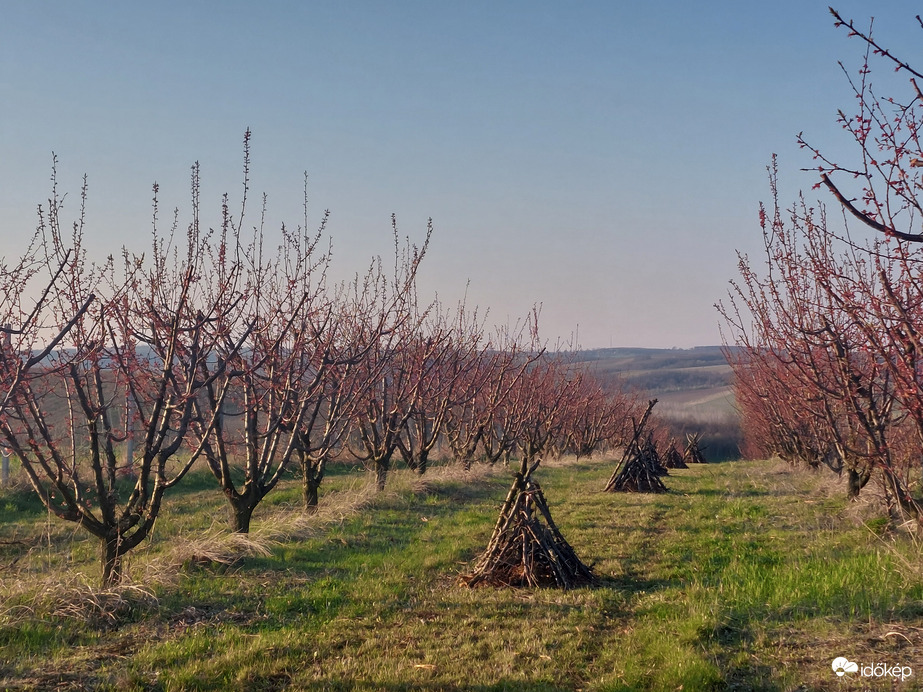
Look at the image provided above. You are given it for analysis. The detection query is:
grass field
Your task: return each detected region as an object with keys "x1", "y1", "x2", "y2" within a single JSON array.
[{"x1": 2, "y1": 458, "x2": 923, "y2": 691}]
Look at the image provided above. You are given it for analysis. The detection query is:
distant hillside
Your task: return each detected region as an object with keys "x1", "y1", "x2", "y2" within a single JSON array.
[
  {"x1": 576, "y1": 346, "x2": 729, "y2": 372},
  {"x1": 575, "y1": 346, "x2": 732, "y2": 397},
  {"x1": 576, "y1": 346, "x2": 740, "y2": 459}
]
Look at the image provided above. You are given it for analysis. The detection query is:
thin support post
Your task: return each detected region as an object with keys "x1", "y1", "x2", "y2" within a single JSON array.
[
  {"x1": 1, "y1": 447, "x2": 9, "y2": 488},
  {"x1": 2, "y1": 325, "x2": 10, "y2": 485}
]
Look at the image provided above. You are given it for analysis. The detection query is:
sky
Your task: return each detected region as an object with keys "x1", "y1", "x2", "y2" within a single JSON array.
[{"x1": 2, "y1": 1, "x2": 922, "y2": 349}]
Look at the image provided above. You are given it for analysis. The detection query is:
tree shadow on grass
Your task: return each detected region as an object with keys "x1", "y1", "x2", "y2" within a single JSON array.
[
  {"x1": 598, "y1": 572, "x2": 676, "y2": 595},
  {"x1": 694, "y1": 618, "x2": 781, "y2": 691},
  {"x1": 0, "y1": 486, "x2": 47, "y2": 521},
  {"x1": 304, "y1": 678, "x2": 579, "y2": 691},
  {"x1": 689, "y1": 487, "x2": 773, "y2": 498}
]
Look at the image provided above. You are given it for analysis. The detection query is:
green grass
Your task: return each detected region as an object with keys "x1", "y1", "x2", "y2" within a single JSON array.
[{"x1": 2, "y1": 459, "x2": 923, "y2": 691}]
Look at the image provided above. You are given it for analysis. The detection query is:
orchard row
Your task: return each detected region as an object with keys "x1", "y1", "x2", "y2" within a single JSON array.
[
  {"x1": 0, "y1": 134, "x2": 641, "y2": 587},
  {"x1": 723, "y1": 11, "x2": 923, "y2": 522}
]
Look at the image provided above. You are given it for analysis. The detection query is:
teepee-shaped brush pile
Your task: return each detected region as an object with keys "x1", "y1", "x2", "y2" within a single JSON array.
[
  {"x1": 604, "y1": 400, "x2": 668, "y2": 494},
  {"x1": 663, "y1": 438, "x2": 688, "y2": 469},
  {"x1": 683, "y1": 433, "x2": 708, "y2": 464},
  {"x1": 641, "y1": 433, "x2": 668, "y2": 477},
  {"x1": 462, "y1": 472, "x2": 597, "y2": 589}
]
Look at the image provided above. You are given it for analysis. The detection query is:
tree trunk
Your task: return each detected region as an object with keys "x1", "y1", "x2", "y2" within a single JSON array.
[
  {"x1": 0, "y1": 447, "x2": 9, "y2": 488},
  {"x1": 101, "y1": 534, "x2": 123, "y2": 588},
  {"x1": 303, "y1": 476, "x2": 320, "y2": 514},
  {"x1": 882, "y1": 466, "x2": 921, "y2": 522},
  {"x1": 229, "y1": 496, "x2": 256, "y2": 533},
  {"x1": 846, "y1": 467, "x2": 871, "y2": 499},
  {"x1": 416, "y1": 451, "x2": 428, "y2": 476},
  {"x1": 375, "y1": 455, "x2": 391, "y2": 492},
  {"x1": 299, "y1": 450, "x2": 324, "y2": 514}
]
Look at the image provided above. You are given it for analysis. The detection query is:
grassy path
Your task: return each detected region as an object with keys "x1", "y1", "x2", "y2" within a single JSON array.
[{"x1": 2, "y1": 460, "x2": 923, "y2": 690}]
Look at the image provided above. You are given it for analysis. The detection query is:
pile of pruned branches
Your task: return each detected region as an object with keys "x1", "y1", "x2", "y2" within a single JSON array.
[
  {"x1": 641, "y1": 434, "x2": 669, "y2": 477},
  {"x1": 683, "y1": 433, "x2": 707, "y2": 464},
  {"x1": 462, "y1": 475, "x2": 596, "y2": 589},
  {"x1": 604, "y1": 400, "x2": 668, "y2": 494},
  {"x1": 663, "y1": 438, "x2": 688, "y2": 469}
]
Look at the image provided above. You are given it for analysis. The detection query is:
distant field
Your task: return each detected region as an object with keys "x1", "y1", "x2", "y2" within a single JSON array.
[
  {"x1": 576, "y1": 347, "x2": 740, "y2": 458},
  {"x1": 656, "y1": 384, "x2": 736, "y2": 417},
  {"x1": 575, "y1": 347, "x2": 733, "y2": 401},
  {"x1": 575, "y1": 346, "x2": 730, "y2": 373}
]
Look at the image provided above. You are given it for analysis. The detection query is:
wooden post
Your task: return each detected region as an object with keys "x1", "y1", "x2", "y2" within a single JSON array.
[
  {"x1": 2, "y1": 325, "x2": 9, "y2": 487},
  {"x1": 1, "y1": 446, "x2": 9, "y2": 488}
]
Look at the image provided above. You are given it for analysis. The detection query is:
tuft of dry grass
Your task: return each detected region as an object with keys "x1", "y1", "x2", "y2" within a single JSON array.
[
  {"x1": 0, "y1": 572, "x2": 157, "y2": 629},
  {"x1": 142, "y1": 527, "x2": 279, "y2": 585},
  {"x1": 253, "y1": 476, "x2": 380, "y2": 543},
  {"x1": 50, "y1": 579, "x2": 158, "y2": 628}
]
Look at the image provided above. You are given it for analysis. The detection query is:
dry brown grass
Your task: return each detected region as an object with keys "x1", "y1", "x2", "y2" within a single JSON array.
[
  {"x1": 0, "y1": 572, "x2": 157, "y2": 629},
  {"x1": 141, "y1": 527, "x2": 278, "y2": 585},
  {"x1": 1, "y1": 464, "x2": 501, "y2": 629}
]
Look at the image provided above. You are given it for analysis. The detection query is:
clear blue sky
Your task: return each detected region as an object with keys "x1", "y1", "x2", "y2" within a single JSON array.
[{"x1": 2, "y1": 1, "x2": 920, "y2": 348}]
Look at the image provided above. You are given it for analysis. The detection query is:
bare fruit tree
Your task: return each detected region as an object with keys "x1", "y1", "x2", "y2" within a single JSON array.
[
  {"x1": 295, "y1": 269, "x2": 394, "y2": 512},
  {"x1": 442, "y1": 320, "x2": 538, "y2": 471},
  {"x1": 721, "y1": 161, "x2": 920, "y2": 518},
  {"x1": 185, "y1": 136, "x2": 340, "y2": 533},
  {"x1": 345, "y1": 223, "x2": 433, "y2": 492},
  {"x1": 395, "y1": 303, "x2": 486, "y2": 475},
  {"x1": 0, "y1": 162, "x2": 231, "y2": 585}
]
